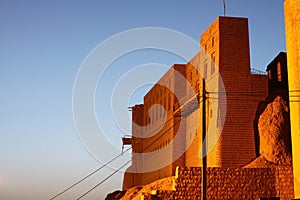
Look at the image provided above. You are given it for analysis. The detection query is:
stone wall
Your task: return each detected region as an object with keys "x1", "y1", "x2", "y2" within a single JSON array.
[
  {"x1": 152, "y1": 167, "x2": 294, "y2": 200},
  {"x1": 275, "y1": 166, "x2": 294, "y2": 199}
]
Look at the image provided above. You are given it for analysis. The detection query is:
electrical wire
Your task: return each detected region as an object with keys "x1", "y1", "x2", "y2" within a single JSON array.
[
  {"x1": 51, "y1": 95, "x2": 198, "y2": 199},
  {"x1": 75, "y1": 99, "x2": 198, "y2": 199},
  {"x1": 50, "y1": 150, "x2": 130, "y2": 200},
  {"x1": 50, "y1": 95, "x2": 197, "y2": 199},
  {"x1": 77, "y1": 160, "x2": 132, "y2": 200},
  {"x1": 75, "y1": 118, "x2": 183, "y2": 199}
]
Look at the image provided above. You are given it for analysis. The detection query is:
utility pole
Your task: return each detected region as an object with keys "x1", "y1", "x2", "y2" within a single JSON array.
[{"x1": 201, "y1": 78, "x2": 207, "y2": 200}]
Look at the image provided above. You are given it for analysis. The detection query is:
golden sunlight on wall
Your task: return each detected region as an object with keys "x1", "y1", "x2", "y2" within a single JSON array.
[{"x1": 284, "y1": 0, "x2": 300, "y2": 198}]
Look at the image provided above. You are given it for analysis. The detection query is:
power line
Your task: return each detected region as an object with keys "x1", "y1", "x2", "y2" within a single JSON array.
[
  {"x1": 50, "y1": 148, "x2": 133, "y2": 199},
  {"x1": 75, "y1": 119, "x2": 183, "y2": 199},
  {"x1": 75, "y1": 102, "x2": 195, "y2": 199},
  {"x1": 51, "y1": 97, "x2": 193, "y2": 199},
  {"x1": 50, "y1": 98, "x2": 192, "y2": 199},
  {"x1": 50, "y1": 97, "x2": 192, "y2": 199},
  {"x1": 207, "y1": 91, "x2": 267, "y2": 94},
  {"x1": 77, "y1": 160, "x2": 132, "y2": 200},
  {"x1": 207, "y1": 97, "x2": 265, "y2": 103}
]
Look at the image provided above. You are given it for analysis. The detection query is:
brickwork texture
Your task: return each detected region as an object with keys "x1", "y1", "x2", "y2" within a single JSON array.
[{"x1": 151, "y1": 167, "x2": 294, "y2": 200}]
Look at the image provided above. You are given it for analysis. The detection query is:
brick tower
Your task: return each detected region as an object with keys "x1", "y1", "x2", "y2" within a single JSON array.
[
  {"x1": 193, "y1": 17, "x2": 267, "y2": 167},
  {"x1": 284, "y1": 0, "x2": 300, "y2": 197}
]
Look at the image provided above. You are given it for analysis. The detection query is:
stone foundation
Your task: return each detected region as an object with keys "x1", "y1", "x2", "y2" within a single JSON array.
[{"x1": 148, "y1": 166, "x2": 294, "y2": 200}]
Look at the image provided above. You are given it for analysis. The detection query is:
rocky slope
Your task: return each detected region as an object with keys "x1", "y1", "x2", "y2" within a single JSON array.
[{"x1": 105, "y1": 176, "x2": 175, "y2": 200}]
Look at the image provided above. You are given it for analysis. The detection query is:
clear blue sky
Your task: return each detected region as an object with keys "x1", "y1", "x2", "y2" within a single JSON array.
[{"x1": 0, "y1": 0, "x2": 286, "y2": 199}]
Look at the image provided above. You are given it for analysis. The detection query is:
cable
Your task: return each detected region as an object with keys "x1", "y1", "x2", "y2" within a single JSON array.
[
  {"x1": 77, "y1": 160, "x2": 132, "y2": 200},
  {"x1": 207, "y1": 97, "x2": 265, "y2": 103},
  {"x1": 207, "y1": 92, "x2": 268, "y2": 97},
  {"x1": 50, "y1": 148, "x2": 133, "y2": 199},
  {"x1": 50, "y1": 95, "x2": 196, "y2": 199},
  {"x1": 51, "y1": 99, "x2": 190, "y2": 199},
  {"x1": 76, "y1": 117, "x2": 183, "y2": 199},
  {"x1": 135, "y1": 94, "x2": 201, "y2": 142},
  {"x1": 50, "y1": 101, "x2": 188, "y2": 199}
]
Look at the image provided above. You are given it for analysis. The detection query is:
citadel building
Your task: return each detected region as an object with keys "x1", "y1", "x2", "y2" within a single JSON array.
[{"x1": 121, "y1": 1, "x2": 299, "y2": 198}]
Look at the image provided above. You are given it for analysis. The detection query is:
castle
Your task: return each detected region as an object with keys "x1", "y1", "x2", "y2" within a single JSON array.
[{"x1": 121, "y1": 0, "x2": 300, "y2": 199}]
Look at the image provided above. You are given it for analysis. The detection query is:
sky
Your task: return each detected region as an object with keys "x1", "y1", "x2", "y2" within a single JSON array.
[{"x1": 0, "y1": 0, "x2": 286, "y2": 199}]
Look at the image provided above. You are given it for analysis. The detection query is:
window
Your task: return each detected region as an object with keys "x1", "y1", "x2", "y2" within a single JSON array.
[
  {"x1": 212, "y1": 37, "x2": 215, "y2": 47},
  {"x1": 204, "y1": 60, "x2": 208, "y2": 79},
  {"x1": 277, "y1": 62, "x2": 282, "y2": 81},
  {"x1": 268, "y1": 70, "x2": 272, "y2": 80},
  {"x1": 211, "y1": 53, "x2": 215, "y2": 75},
  {"x1": 168, "y1": 94, "x2": 171, "y2": 110}
]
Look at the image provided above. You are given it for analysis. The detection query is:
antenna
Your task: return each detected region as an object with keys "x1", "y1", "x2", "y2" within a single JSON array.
[{"x1": 222, "y1": 0, "x2": 226, "y2": 17}]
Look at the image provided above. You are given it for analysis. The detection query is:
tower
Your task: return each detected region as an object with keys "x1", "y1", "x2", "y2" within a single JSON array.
[
  {"x1": 284, "y1": 0, "x2": 300, "y2": 197},
  {"x1": 196, "y1": 17, "x2": 267, "y2": 167}
]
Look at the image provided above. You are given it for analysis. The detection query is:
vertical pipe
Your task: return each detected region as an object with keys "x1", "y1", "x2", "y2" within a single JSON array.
[{"x1": 201, "y1": 78, "x2": 207, "y2": 200}]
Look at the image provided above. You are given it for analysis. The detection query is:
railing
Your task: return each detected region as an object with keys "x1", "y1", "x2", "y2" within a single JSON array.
[{"x1": 250, "y1": 68, "x2": 267, "y2": 75}]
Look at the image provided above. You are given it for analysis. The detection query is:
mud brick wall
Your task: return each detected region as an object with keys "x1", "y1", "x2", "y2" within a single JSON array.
[
  {"x1": 155, "y1": 167, "x2": 294, "y2": 200},
  {"x1": 275, "y1": 166, "x2": 294, "y2": 199}
]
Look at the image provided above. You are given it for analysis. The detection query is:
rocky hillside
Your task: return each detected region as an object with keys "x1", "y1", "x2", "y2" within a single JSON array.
[{"x1": 105, "y1": 176, "x2": 175, "y2": 200}]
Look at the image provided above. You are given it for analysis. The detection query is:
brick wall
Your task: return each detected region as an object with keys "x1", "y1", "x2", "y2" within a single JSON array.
[
  {"x1": 152, "y1": 167, "x2": 294, "y2": 200},
  {"x1": 214, "y1": 17, "x2": 256, "y2": 167},
  {"x1": 198, "y1": 16, "x2": 268, "y2": 167},
  {"x1": 128, "y1": 64, "x2": 188, "y2": 187}
]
